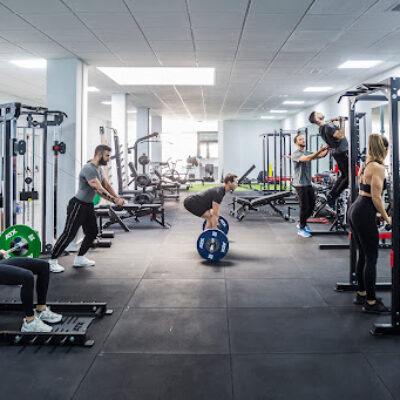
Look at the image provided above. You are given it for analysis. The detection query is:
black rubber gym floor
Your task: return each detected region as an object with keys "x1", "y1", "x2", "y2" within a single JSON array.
[{"x1": 1, "y1": 192, "x2": 400, "y2": 400}]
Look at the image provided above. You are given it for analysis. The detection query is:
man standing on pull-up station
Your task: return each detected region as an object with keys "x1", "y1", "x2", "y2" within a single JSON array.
[
  {"x1": 49, "y1": 145, "x2": 126, "y2": 273},
  {"x1": 309, "y1": 112, "x2": 348, "y2": 210}
]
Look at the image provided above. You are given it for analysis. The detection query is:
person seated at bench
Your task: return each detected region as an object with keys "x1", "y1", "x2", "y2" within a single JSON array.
[
  {"x1": 0, "y1": 253, "x2": 62, "y2": 332},
  {"x1": 184, "y1": 174, "x2": 238, "y2": 229}
]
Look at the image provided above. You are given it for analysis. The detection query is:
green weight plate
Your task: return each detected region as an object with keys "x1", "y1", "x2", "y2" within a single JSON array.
[
  {"x1": 0, "y1": 225, "x2": 41, "y2": 259},
  {"x1": 93, "y1": 194, "x2": 101, "y2": 206}
]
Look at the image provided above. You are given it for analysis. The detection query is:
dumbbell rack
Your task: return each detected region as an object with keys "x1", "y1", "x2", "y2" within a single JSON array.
[{"x1": 0, "y1": 301, "x2": 113, "y2": 347}]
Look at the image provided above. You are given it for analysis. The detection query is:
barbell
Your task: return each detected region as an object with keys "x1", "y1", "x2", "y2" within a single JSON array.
[
  {"x1": 197, "y1": 216, "x2": 229, "y2": 262},
  {"x1": 202, "y1": 216, "x2": 229, "y2": 235}
]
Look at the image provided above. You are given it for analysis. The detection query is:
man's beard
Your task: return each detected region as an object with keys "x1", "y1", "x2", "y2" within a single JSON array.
[
  {"x1": 99, "y1": 157, "x2": 107, "y2": 166},
  {"x1": 299, "y1": 144, "x2": 306, "y2": 149}
]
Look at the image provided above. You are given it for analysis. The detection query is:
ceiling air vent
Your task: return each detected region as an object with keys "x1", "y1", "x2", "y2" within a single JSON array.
[{"x1": 389, "y1": 2, "x2": 400, "y2": 11}]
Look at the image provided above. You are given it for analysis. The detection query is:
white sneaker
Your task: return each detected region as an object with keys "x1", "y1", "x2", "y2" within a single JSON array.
[
  {"x1": 49, "y1": 259, "x2": 65, "y2": 273},
  {"x1": 35, "y1": 306, "x2": 62, "y2": 324},
  {"x1": 73, "y1": 255, "x2": 95, "y2": 268},
  {"x1": 21, "y1": 316, "x2": 53, "y2": 333}
]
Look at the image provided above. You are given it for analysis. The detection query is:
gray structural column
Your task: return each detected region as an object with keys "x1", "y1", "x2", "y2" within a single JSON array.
[
  {"x1": 136, "y1": 107, "x2": 149, "y2": 171},
  {"x1": 46, "y1": 58, "x2": 88, "y2": 243},
  {"x1": 150, "y1": 115, "x2": 162, "y2": 163},
  {"x1": 111, "y1": 93, "x2": 128, "y2": 182}
]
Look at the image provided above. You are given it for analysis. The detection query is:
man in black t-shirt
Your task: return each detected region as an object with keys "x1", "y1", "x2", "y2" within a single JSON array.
[
  {"x1": 309, "y1": 111, "x2": 348, "y2": 210},
  {"x1": 184, "y1": 173, "x2": 238, "y2": 229}
]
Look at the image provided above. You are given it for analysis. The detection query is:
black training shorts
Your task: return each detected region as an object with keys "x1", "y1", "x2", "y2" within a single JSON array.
[{"x1": 183, "y1": 197, "x2": 206, "y2": 217}]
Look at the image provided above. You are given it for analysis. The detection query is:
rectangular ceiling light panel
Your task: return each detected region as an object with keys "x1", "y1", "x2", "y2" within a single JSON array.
[
  {"x1": 11, "y1": 59, "x2": 47, "y2": 68},
  {"x1": 283, "y1": 100, "x2": 304, "y2": 105},
  {"x1": 97, "y1": 67, "x2": 215, "y2": 86},
  {"x1": 303, "y1": 87, "x2": 332, "y2": 92},
  {"x1": 338, "y1": 60, "x2": 382, "y2": 69}
]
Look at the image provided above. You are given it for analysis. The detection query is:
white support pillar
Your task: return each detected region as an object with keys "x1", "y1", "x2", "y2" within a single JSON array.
[
  {"x1": 150, "y1": 115, "x2": 162, "y2": 164},
  {"x1": 111, "y1": 93, "x2": 128, "y2": 183},
  {"x1": 136, "y1": 107, "x2": 149, "y2": 171},
  {"x1": 218, "y1": 120, "x2": 224, "y2": 180},
  {"x1": 46, "y1": 58, "x2": 87, "y2": 246}
]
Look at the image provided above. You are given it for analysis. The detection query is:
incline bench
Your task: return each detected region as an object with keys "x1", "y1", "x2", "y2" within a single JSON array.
[
  {"x1": 96, "y1": 203, "x2": 170, "y2": 232},
  {"x1": 230, "y1": 191, "x2": 293, "y2": 221}
]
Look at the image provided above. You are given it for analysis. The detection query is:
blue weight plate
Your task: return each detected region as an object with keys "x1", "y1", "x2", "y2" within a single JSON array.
[
  {"x1": 197, "y1": 228, "x2": 229, "y2": 262},
  {"x1": 202, "y1": 216, "x2": 229, "y2": 235},
  {"x1": 218, "y1": 216, "x2": 229, "y2": 235}
]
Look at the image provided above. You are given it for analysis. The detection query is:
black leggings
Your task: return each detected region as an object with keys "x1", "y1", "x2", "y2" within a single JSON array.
[
  {"x1": 295, "y1": 186, "x2": 315, "y2": 228},
  {"x1": 348, "y1": 195, "x2": 378, "y2": 300},
  {"x1": 52, "y1": 197, "x2": 98, "y2": 259},
  {"x1": 331, "y1": 151, "x2": 349, "y2": 198},
  {"x1": 0, "y1": 258, "x2": 50, "y2": 317}
]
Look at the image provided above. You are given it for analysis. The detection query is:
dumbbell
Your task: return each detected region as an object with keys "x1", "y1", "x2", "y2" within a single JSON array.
[{"x1": 197, "y1": 216, "x2": 229, "y2": 262}]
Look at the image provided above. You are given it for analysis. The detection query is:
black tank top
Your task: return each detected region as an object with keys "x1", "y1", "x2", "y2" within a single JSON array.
[{"x1": 359, "y1": 161, "x2": 386, "y2": 194}]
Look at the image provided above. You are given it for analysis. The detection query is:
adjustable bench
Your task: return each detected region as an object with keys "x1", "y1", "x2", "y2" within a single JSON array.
[
  {"x1": 230, "y1": 191, "x2": 292, "y2": 221},
  {"x1": 100, "y1": 203, "x2": 170, "y2": 231}
]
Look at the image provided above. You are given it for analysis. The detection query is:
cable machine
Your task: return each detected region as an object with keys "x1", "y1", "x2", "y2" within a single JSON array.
[{"x1": 0, "y1": 103, "x2": 67, "y2": 252}]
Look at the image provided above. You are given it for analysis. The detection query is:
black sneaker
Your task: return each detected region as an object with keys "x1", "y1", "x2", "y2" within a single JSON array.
[
  {"x1": 362, "y1": 299, "x2": 391, "y2": 315},
  {"x1": 353, "y1": 293, "x2": 366, "y2": 305}
]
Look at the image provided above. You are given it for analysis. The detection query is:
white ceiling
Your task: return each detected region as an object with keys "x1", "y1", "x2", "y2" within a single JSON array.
[{"x1": 0, "y1": 0, "x2": 399, "y2": 121}]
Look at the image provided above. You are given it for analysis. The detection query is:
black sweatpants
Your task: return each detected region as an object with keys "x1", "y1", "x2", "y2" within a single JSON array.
[
  {"x1": 348, "y1": 195, "x2": 379, "y2": 301},
  {"x1": 295, "y1": 185, "x2": 315, "y2": 228},
  {"x1": 51, "y1": 197, "x2": 98, "y2": 259},
  {"x1": 0, "y1": 258, "x2": 50, "y2": 317},
  {"x1": 331, "y1": 151, "x2": 349, "y2": 198}
]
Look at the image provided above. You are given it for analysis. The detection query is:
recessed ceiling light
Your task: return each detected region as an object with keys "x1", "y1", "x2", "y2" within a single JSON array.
[
  {"x1": 88, "y1": 86, "x2": 100, "y2": 92},
  {"x1": 127, "y1": 109, "x2": 137, "y2": 114},
  {"x1": 101, "y1": 101, "x2": 111, "y2": 105},
  {"x1": 10, "y1": 59, "x2": 47, "y2": 69},
  {"x1": 261, "y1": 116, "x2": 279, "y2": 119},
  {"x1": 283, "y1": 101, "x2": 304, "y2": 105},
  {"x1": 278, "y1": 94, "x2": 289, "y2": 98},
  {"x1": 303, "y1": 87, "x2": 332, "y2": 92},
  {"x1": 338, "y1": 60, "x2": 382, "y2": 69},
  {"x1": 270, "y1": 110, "x2": 287, "y2": 113},
  {"x1": 97, "y1": 67, "x2": 215, "y2": 86}
]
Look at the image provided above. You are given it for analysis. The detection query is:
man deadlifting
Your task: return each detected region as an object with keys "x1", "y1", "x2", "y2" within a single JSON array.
[{"x1": 184, "y1": 174, "x2": 238, "y2": 229}]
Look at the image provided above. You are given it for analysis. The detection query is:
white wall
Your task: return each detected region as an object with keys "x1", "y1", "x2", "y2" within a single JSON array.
[
  {"x1": 87, "y1": 116, "x2": 111, "y2": 161},
  {"x1": 0, "y1": 92, "x2": 39, "y2": 105},
  {"x1": 222, "y1": 119, "x2": 282, "y2": 179}
]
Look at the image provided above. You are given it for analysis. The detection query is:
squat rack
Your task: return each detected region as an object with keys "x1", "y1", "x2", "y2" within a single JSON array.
[
  {"x1": 261, "y1": 129, "x2": 296, "y2": 192},
  {"x1": 336, "y1": 78, "x2": 400, "y2": 336}
]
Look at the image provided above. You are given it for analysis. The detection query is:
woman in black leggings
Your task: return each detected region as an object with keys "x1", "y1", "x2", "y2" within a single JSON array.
[
  {"x1": 348, "y1": 134, "x2": 390, "y2": 314},
  {"x1": 0, "y1": 253, "x2": 62, "y2": 332}
]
